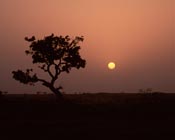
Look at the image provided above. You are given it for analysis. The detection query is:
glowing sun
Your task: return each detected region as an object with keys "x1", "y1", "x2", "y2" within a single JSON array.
[{"x1": 108, "y1": 62, "x2": 116, "y2": 70}]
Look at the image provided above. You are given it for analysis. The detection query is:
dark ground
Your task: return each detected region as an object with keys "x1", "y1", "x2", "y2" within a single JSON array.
[{"x1": 0, "y1": 93, "x2": 175, "y2": 140}]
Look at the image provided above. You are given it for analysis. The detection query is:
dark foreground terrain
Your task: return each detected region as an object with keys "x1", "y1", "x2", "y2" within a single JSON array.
[{"x1": 0, "y1": 93, "x2": 175, "y2": 140}]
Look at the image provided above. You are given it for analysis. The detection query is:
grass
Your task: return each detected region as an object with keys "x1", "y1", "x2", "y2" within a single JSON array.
[{"x1": 0, "y1": 93, "x2": 175, "y2": 139}]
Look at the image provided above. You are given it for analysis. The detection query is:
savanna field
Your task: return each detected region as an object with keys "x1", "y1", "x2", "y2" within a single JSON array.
[
  {"x1": 0, "y1": 93, "x2": 175, "y2": 140},
  {"x1": 1, "y1": 1, "x2": 174, "y2": 140}
]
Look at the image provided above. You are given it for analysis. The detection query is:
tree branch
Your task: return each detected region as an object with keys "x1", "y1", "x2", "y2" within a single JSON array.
[
  {"x1": 47, "y1": 64, "x2": 54, "y2": 79},
  {"x1": 51, "y1": 63, "x2": 61, "y2": 85},
  {"x1": 37, "y1": 78, "x2": 51, "y2": 87}
]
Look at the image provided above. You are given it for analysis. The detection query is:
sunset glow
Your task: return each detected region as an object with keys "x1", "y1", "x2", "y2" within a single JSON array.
[{"x1": 0, "y1": 0, "x2": 174, "y2": 94}]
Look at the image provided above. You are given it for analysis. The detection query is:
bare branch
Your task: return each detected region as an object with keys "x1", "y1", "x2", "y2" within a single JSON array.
[
  {"x1": 47, "y1": 64, "x2": 55, "y2": 79},
  {"x1": 50, "y1": 63, "x2": 61, "y2": 85},
  {"x1": 37, "y1": 78, "x2": 51, "y2": 87}
]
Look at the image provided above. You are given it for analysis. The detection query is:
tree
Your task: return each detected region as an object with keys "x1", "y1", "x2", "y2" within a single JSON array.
[
  {"x1": 12, "y1": 34, "x2": 86, "y2": 98},
  {"x1": 0, "y1": 91, "x2": 2, "y2": 96}
]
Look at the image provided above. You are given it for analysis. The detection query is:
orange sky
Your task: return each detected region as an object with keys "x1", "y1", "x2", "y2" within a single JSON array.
[{"x1": 0, "y1": 0, "x2": 175, "y2": 93}]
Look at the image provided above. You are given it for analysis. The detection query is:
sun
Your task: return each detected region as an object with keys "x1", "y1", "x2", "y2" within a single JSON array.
[{"x1": 108, "y1": 62, "x2": 116, "y2": 70}]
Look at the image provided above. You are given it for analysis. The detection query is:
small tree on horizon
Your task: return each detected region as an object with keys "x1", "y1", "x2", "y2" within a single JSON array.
[{"x1": 12, "y1": 34, "x2": 86, "y2": 98}]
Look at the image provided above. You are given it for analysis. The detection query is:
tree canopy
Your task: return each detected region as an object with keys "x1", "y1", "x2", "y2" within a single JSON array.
[{"x1": 12, "y1": 34, "x2": 86, "y2": 98}]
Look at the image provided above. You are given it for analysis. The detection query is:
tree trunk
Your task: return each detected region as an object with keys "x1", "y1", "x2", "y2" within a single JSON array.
[{"x1": 49, "y1": 86, "x2": 63, "y2": 99}]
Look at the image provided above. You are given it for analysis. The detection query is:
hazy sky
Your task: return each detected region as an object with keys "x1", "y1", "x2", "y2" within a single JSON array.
[{"x1": 0, "y1": 0, "x2": 175, "y2": 94}]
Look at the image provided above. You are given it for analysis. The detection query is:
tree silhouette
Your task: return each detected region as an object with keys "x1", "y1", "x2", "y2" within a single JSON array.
[{"x1": 12, "y1": 34, "x2": 86, "y2": 98}]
